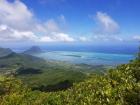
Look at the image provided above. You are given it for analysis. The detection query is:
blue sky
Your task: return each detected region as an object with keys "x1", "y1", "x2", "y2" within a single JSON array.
[
  {"x1": 23, "y1": 0, "x2": 140, "y2": 34},
  {"x1": 0, "y1": 0, "x2": 140, "y2": 47}
]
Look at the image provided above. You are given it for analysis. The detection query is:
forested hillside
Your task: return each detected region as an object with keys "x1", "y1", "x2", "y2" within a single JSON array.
[{"x1": 0, "y1": 49, "x2": 140, "y2": 105}]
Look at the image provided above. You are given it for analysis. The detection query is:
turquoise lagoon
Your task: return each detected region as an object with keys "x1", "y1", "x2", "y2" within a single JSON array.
[{"x1": 34, "y1": 51, "x2": 134, "y2": 65}]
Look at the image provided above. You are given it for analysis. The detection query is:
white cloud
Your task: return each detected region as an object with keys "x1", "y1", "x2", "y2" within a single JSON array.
[
  {"x1": 0, "y1": 0, "x2": 32, "y2": 21},
  {"x1": 0, "y1": 0, "x2": 75, "y2": 43},
  {"x1": 91, "y1": 35, "x2": 123, "y2": 42},
  {"x1": 0, "y1": 0, "x2": 33, "y2": 30},
  {"x1": 45, "y1": 19, "x2": 60, "y2": 32},
  {"x1": 0, "y1": 25, "x2": 38, "y2": 42},
  {"x1": 79, "y1": 37, "x2": 90, "y2": 42},
  {"x1": 0, "y1": 24, "x2": 75, "y2": 42},
  {"x1": 96, "y1": 12, "x2": 120, "y2": 34},
  {"x1": 0, "y1": 24, "x2": 7, "y2": 31},
  {"x1": 40, "y1": 32, "x2": 75, "y2": 42},
  {"x1": 113, "y1": 36, "x2": 123, "y2": 41},
  {"x1": 33, "y1": 20, "x2": 60, "y2": 34},
  {"x1": 51, "y1": 32, "x2": 75, "y2": 42},
  {"x1": 133, "y1": 35, "x2": 140, "y2": 41},
  {"x1": 40, "y1": 36, "x2": 54, "y2": 42},
  {"x1": 78, "y1": 35, "x2": 123, "y2": 42},
  {"x1": 85, "y1": 12, "x2": 122, "y2": 42}
]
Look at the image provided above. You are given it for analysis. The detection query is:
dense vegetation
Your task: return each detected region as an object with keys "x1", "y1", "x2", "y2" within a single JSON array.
[{"x1": 0, "y1": 49, "x2": 140, "y2": 104}]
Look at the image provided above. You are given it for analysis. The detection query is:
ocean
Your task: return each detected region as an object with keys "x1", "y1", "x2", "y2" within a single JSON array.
[
  {"x1": 13, "y1": 44, "x2": 138, "y2": 65},
  {"x1": 34, "y1": 51, "x2": 134, "y2": 66}
]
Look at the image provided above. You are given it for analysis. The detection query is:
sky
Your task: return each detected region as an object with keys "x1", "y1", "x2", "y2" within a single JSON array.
[{"x1": 0, "y1": 0, "x2": 140, "y2": 47}]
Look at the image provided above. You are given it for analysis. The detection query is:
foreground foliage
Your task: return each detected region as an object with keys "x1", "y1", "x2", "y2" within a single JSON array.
[{"x1": 0, "y1": 54, "x2": 140, "y2": 104}]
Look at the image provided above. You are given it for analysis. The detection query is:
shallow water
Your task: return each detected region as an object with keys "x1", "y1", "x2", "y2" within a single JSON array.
[{"x1": 34, "y1": 51, "x2": 134, "y2": 65}]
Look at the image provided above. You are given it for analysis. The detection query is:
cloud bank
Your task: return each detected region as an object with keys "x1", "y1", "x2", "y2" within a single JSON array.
[
  {"x1": 0, "y1": 0, "x2": 74, "y2": 43},
  {"x1": 0, "y1": 0, "x2": 138, "y2": 44}
]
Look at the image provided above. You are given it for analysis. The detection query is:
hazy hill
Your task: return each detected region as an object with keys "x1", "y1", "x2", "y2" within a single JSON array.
[
  {"x1": 23, "y1": 46, "x2": 43, "y2": 54},
  {"x1": 0, "y1": 47, "x2": 13, "y2": 58},
  {"x1": 0, "y1": 51, "x2": 45, "y2": 69}
]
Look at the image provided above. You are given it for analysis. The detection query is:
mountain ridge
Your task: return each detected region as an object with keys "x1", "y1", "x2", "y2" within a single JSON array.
[{"x1": 0, "y1": 47, "x2": 13, "y2": 58}]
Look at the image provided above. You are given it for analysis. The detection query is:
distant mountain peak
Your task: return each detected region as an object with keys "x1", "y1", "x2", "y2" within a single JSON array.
[{"x1": 23, "y1": 46, "x2": 43, "y2": 54}]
